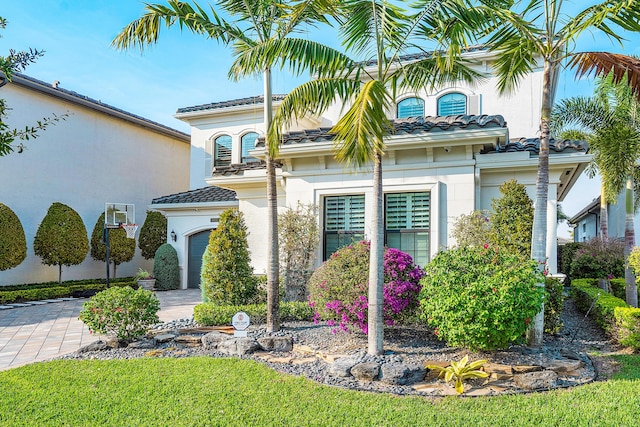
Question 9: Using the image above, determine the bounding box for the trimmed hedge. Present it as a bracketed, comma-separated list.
[571, 278, 640, 351]
[0, 278, 137, 304]
[610, 278, 627, 300]
[194, 301, 313, 326]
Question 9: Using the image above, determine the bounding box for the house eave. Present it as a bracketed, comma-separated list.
[150, 200, 238, 211]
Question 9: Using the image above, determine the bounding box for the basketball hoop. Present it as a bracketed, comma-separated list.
[121, 224, 138, 239]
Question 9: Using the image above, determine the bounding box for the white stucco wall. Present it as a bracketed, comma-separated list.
[0, 81, 189, 286]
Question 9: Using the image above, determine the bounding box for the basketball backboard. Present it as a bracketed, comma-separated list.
[104, 203, 135, 228]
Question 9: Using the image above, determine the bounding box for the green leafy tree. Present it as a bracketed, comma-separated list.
[200, 209, 255, 305]
[1, 16, 66, 156]
[483, 0, 640, 345]
[138, 211, 167, 260]
[553, 72, 640, 307]
[271, 0, 495, 354]
[0, 203, 26, 271]
[33, 202, 89, 283]
[489, 180, 533, 258]
[451, 210, 492, 248]
[153, 243, 180, 290]
[90, 213, 135, 278]
[113, 0, 344, 333]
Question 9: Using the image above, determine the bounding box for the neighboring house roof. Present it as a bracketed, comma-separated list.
[152, 186, 237, 204]
[569, 196, 601, 224]
[255, 114, 508, 148]
[11, 73, 190, 142]
[483, 137, 589, 155]
[176, 95, 288, 114]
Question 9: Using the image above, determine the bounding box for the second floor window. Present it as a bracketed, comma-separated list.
[437, 92, 467, 115]
[241, 132, 259, 163]
[214, 135, 232, 167]
[397, 97, 425, 118]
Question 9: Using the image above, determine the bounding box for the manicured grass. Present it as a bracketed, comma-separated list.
[0, 356, 639, 426]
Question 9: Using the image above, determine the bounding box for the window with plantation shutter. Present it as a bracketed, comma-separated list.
[323, 195, 365, 260]
[214, 135, 232, 167]
[385, 192, 430, 267]
[397, 97, 425, 118]
[437, 92, 467, 116]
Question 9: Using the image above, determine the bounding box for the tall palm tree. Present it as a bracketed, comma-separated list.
[270, 0, 495, 355]
[552, 73, 640, 307]
[484, 0, 640, 345]
[112, 0, 347, 332]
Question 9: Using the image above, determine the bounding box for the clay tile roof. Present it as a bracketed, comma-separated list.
[152, 186, 237, 204]
[176, 94, 287, 114]
[255, 114, 507, 148]
[211, 160, 283, 176]
[481, 138, 590, 154]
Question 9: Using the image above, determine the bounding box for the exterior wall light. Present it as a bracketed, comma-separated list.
[170, 230, 177, 242]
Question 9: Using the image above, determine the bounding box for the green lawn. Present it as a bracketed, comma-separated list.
[0, 355, 639, 426]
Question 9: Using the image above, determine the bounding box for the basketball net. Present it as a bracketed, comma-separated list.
[121, 224, 138, 239]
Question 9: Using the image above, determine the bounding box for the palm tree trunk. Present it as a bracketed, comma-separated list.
[527, 59, 553, 347]
[624, 177, 638, 307]
[58, 264, 62, 284]
[368, 152, 384, 355]
[264, 68, 280, 332]
[600, 185, 608, 239]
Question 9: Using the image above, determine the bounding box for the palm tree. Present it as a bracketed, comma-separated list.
[484, 0, 640, 345]
[552, 73, 640, 307]
[270, 0, 494, 354]
[112, 0, 348, 332]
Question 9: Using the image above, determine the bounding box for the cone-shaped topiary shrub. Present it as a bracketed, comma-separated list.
[153, 243, 180, 290]
[489, 179, 533, 258]
[0, 203, 27, 271]
[33, 202, 89, 283]
[138, 211, 167, 259]
[200, 209, 256, 305]
[90, 213, 135, 278]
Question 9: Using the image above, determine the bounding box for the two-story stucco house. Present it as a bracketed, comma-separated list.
[0, 74, 190, 285]
[151, 48, 591, 289]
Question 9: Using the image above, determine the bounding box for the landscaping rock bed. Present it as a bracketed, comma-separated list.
[59, 296, 621, 397]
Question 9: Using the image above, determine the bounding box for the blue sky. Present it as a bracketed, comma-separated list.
[2, 0, 640, 233]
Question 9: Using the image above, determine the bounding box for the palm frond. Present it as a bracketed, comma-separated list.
[229, 38, 356, 81]
[267, 77, 361, 158]
[568, 52, 640, 104]
[331, 80, 392, 168]
[562, 1, 640, 45]
[399, 55, 486, 93]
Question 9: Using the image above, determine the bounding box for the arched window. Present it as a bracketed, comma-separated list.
[437, 92, 467, 116]
[397, 97, 425, 118]
[241, 132, 259, 163]
[214, 135, 232, 167]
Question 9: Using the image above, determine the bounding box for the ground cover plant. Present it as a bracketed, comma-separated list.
[308, 241, 423, 333]
[419, 245, 544, 350]
[0, 356, 639, 426]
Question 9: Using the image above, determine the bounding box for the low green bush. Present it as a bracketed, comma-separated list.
[614, 307, 640, 349]
[193, 301, 312, 326]
[569, 238, 624, 281]
[418, 245, 544, 351]
[544, 277, 564, 334]
[153, 244, 180, 291]
[571, 278, 640, 351]
[79, 287, 160, 341]
[0, 279, 136, 304]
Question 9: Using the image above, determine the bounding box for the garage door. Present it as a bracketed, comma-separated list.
[187, 229, 213, 289]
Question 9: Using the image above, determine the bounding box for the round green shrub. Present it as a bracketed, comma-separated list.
[34, 202, 89, 282]
[90, 213, 135, 278]
[0, 203, 27, 271]
[78, 286, 160, 341]
[418, 245, 544, 351]
[153, 243, 180, 290]
[138, 211, 167, 260]
[307, 241, 424, 333]
[200, 209, 256, 305]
